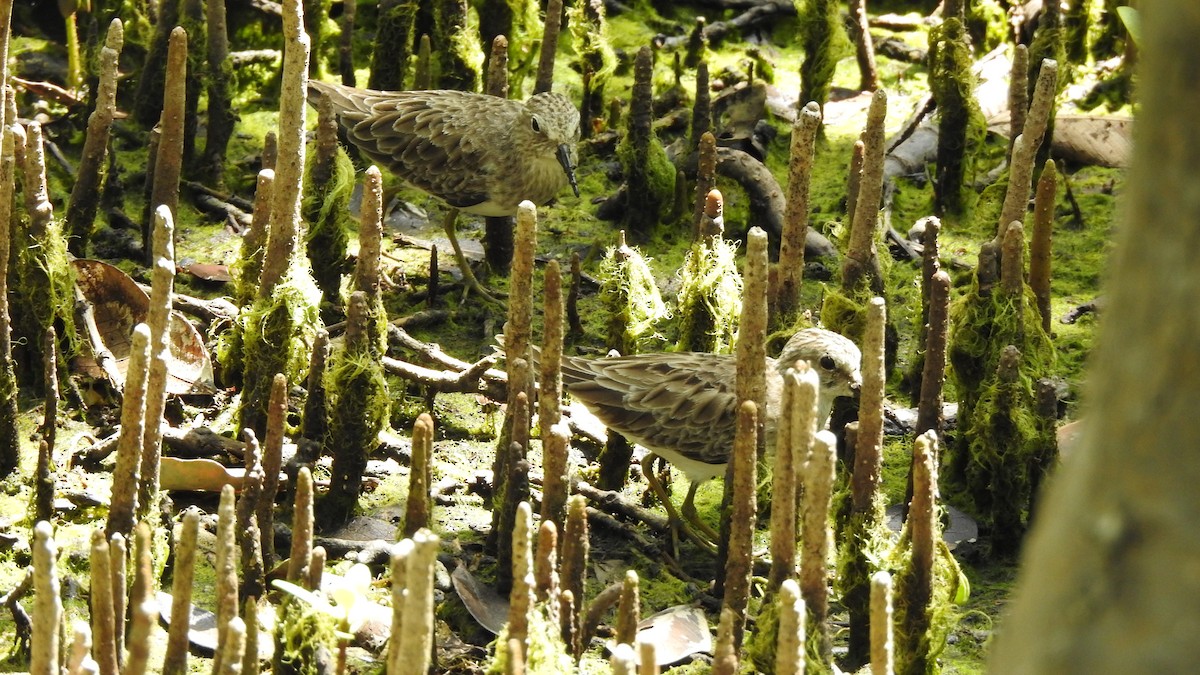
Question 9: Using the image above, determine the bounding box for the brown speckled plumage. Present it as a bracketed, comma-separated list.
[562, 328, 862, 481]
[307, 81, 581, 215]
[561, 328, 862, 548]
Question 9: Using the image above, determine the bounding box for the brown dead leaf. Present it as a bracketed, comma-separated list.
[71, 259, 216, 394]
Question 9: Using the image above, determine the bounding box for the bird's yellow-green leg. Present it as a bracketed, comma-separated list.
[442, 208, 503, 306]
[641, 453, 716, 554]
[681, 481, 721, 544]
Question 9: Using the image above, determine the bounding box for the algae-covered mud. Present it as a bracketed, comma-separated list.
[0, 0, 1144, 672]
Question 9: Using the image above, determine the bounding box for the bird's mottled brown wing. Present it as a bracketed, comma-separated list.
[561, 352, 740, 466]
[309, 83, 506, 209]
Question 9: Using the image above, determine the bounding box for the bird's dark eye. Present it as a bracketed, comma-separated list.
[531, 116, 542, 133]
[819, 355, 836, 370]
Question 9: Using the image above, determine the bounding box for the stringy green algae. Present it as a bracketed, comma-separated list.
[320, 345, 390, 527]
[946, 278, 1055, 553]
[235, 265, 323, 434]
[301, 144, 354, 313]
[504, 0, 545, 96]
[597, 241, 668, 354]
[891, 535, 969, 675]
[674, 236, 742, 354]
[485, 605, 574, 674]
[275, 596, 340, 675]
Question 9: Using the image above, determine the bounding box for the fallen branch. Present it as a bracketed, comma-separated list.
[382, 352, 502, 395]
[78, 424, 297, 466]
[1, 568, 32, 657]
[43, 137, 77, 178]
[656, 0, 795, 50]
[246, 0, 282, 17]
[392, 237, 601, 288]
[875, 35, 927, 64]
[271, 523, 394, 566]
[389, 325, 508, 392]
[11, 77, 85, 107]
[104, 206, 141, 232]
[230, 49, 282, 67]
[325, 309, 448, 337]
[134, 282, 239, 324]
[187, 183, 254, 229]
[869, 13, 929, 31]
[571, 478, 670, 534]
[883, 45, 1013, 184]
[886, 227, 922, 262]
[692, 146, 839, 259]
[1061, 297, 1104, 324]
[183, 180, 255, 211]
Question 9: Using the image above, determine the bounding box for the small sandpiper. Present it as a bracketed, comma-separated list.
[561, 328, 862, 550]
[307, 81, 581, 301]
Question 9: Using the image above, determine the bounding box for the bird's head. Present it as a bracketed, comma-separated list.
[522, 93, 581, 197]
[776, 328, 863, 404]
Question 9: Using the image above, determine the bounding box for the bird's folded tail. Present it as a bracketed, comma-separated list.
[492, 334, 543, 365]
[306, 79, 375, 117]
[494, 334, 622, 366]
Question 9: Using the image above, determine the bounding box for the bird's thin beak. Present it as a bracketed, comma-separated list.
[849, 380, 862, 399]
[557, 143, 580, 198]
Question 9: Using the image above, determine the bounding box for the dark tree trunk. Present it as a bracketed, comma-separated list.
[990, 2, 1200, 670]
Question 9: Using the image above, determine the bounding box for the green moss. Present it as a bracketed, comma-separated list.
[567, 1, 617, 84]
[485, 604, 574, 674]
[881, 436, 913, 505]
[928, 18, 986, 219]
[597, 242, 668, 355]
[504, 0, 544, 97]
[321, 339, 390, 528]
[429, 391, 501, 440]
[884, 257, 926, 389]
[620, 45, 676, 236]
[0, 5, 1129, 674]
[1026, 7, 1067, 165]
[237, 267, 323, 435]
[890, 535, 968, 675]
[568, 0, 618, 135]
[618, 134, 676, 228]
[303, 0, 337, 78]
[960, 357, 1054, 553]
[1090, 0, 1127, 60]
[0, 360, 17, 472]
[1045, 321, 1094, 410]
[275, 596, 341, 675]
[1062, 0, 1092, 63]
[887, 489, 972, 675]
[452, 5, 486, 86]
[1043, 168, 1121, 350]
[835, 497, 897, 668]
[231, 226, 266, 313]
[15, 209, 78, 386]
[674, 237, 742, 354]
[745, 597, 781, 673]
[1028, 15, 1067, 98]
[367, 0, 418, 90]
[435, 1, 484, 91]
[945, 281, 1056, 551]
[302, 145, 355, 314]
[947, 283, 1055, 420]
[966, 0, 1010, 53]
[820, 289, 867, 345]
[797, 0, 853, 110]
